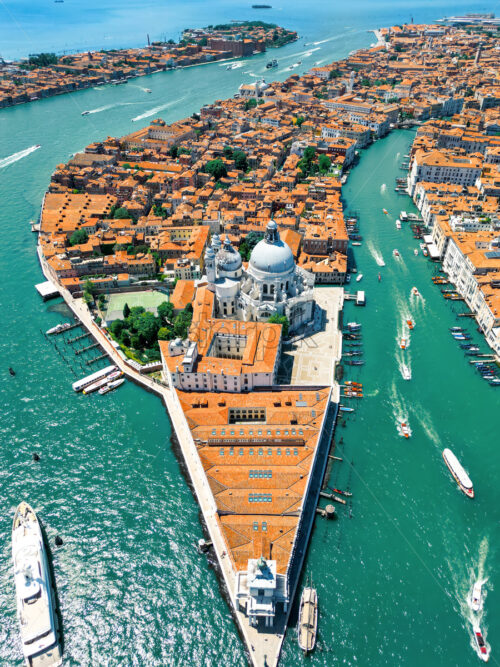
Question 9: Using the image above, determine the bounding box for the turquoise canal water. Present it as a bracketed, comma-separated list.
[0, 2, 499, 665]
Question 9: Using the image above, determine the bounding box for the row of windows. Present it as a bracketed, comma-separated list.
[249, 494, 272, 503]
[253, 521, 267, 531]
[219, 448, 299, 457]
[212, 428, 304, 437]
[249, 470, 272, 478]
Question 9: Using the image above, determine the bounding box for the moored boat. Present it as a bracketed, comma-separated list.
[442, 448, 474, 498]
[98, 377, 125, 395]
[83, 370, 122, 394]
[12, 502, 62, 667]
[346, 322, 361, 330]
[356, 274, 363, 282]
[297, 586, 317, 654]
[473, 625, 490, 662]
[396, 219, 401, 229]
[46, 322, 71, 335]
[339, 406, 354, 413]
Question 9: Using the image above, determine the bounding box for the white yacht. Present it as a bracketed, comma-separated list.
[12, 502, 62, 666]
[401, 364, 411, 380]
[356, 274, 363, 282]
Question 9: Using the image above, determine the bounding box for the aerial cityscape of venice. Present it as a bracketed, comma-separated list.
[0, 0, 498, 665]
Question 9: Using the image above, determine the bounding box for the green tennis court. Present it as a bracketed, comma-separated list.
[104, 290, 168, 322]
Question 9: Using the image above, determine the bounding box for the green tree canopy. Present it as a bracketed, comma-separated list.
[123, 302, 130, 318]
[318, 154, 331, 173]
[268, 314, 289, 337]
[113, 207, 130, 219]
[69, 229, 89, 246]
[157, 301, 174, 324]
[205, 159, 227, 181]
[233, 150, 248, 172]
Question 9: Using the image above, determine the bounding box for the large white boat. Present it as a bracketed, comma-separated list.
[442, 448, 474, 498]
[12, 502, 62, 667]
[83, 370, 122, 395]
[401, 364, 411, 380]
[98, 377, 125, 395]
[46, 323, 70, 335]
[470, 580, 483, 612]
[297, 586, 317, 653]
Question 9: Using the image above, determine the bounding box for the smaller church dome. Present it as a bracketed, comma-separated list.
[211, 233, 222, 250]
[216, 236, 242, 273]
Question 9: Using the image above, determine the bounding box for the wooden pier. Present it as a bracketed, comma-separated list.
[75, 342, 100, 355]
[86, 353, 108, 366]
[67, 331, 90, 344]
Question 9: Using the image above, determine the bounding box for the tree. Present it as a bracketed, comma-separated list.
[238, 231, 261, 261]
[84, 279, 95, 296]
[157, 301, 174, 324]
[136, 311, 160, 346]
[268, 314, 289, 337]
[123, 302, 131, 318]
[205, 159, 227, 181]
[244, 98, 257, 111]
[329, 69, 340, 79]
[233, 150, 248, 172]
[173, 304, 193, 339]
[113, 207, 130, 219]
[69, 229, 89, 246]
[223, 145, 233, 159]
[110, 319, 124, 337]
[295, 115, 305, 127]
[169, 145, 178, 158]
[158, 327, 173, 340]
[318, 154, 331, 173]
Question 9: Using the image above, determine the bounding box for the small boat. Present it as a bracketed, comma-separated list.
[473, 625, 489, 662]
[401, 364, 411, 380]
[12, 502, 62, 667]
[442, 448, 474, 498]
[406, 319, 415, 330]
[9, 367, 16, 376]
[396, 219, 401, 229]
[393, 249, 400, 258]
[98, 378, 125, 395]
[399, 337, 408, 350]
[356, 274, 363, 282]
[398, 420, 411, 438]
[411, 287, 421, 297]
[347, 322, 361, 329]
[378, 273, 381, 282]
[382, 208, 389, 215]
[352, 241, 362, 246]
[144, 88, 152, 93]
[414, 248, 419, 256]
[332, 487, 352, 497]
[470, 581, 483, 612]
[490, 379, 500, 386]
[46, 322, 71, 335]
[297, 585, 317, 654]
[266, 59, 278, 68]
[339, 406, 354, 413]
[345, 381, 362, 386]
[81, 111, 90, 116]
[450, 327, 463, 332]
[83, 370, 122, 395]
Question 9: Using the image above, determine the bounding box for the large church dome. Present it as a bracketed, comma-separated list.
[249, 221, 294, 276]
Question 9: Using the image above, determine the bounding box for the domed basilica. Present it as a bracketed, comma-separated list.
[204, 221, 315, 333]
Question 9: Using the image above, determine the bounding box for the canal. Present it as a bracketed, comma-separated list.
[279, 129, 499, 666]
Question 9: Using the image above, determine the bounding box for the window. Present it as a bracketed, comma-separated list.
[249, 471, 254, 478]
[262, 522, 267, 532]
[258, 471, 263, 478]
[277, 448, 281, 456]
[267, 448, 272, 456]
[229, 448, 234, 456]
[219, 448, 224, 456]
[249, 448, 254, 456]
[293, 448, 298, 456]
[258, 448, 263, 456]
[286, 448, 291, 456]
[239, 448, 244, 456]
[253, 522, 258, 531]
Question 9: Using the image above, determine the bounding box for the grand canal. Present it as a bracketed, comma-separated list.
[0, 1, 498, 664]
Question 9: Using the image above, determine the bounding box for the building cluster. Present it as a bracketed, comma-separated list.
[0, 22, 296, 109]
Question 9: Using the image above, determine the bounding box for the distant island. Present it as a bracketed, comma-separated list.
[0, 21, 297, 109]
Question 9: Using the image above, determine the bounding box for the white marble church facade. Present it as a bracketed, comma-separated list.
[204, 221, 315, 333]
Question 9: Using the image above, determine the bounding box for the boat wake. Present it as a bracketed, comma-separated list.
[410, 288, 426, 311]
[312, 29, 360, 45]
[366, 240, 385, 266]
[132, 96, 186, 122]
[410, 405, 440, 447]
[280, 46, 321, 61]
[85, 102, 136, 115]
[396, 349, 412, 380]
[394, 151, 401, 163]
[380, 183, 387, 195]
[389, 380, 411, 436]
[0, 144, 40, 170]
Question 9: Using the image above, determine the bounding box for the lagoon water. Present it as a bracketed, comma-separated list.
[0, 1, 498, 665]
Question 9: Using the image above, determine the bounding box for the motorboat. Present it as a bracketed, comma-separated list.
[81, 111, 90, 116]
[442, 448, 474, 498]
[393, 249, 400, 258]
[382, 208, 389, 215]
[396, 219, 401, 229]
[473, 625, 489, 662]
[356, 274, 363, 282]
[406, 319, 415, 330]
[398, 420, 411, 438]
[266, 59, 278, 68]
[297, 585, 317, 653]
[414, 248, 419, 256]
[450, 327, 463, 332]
[399, 337, 409, 350]
[401, 364, 411, 380]
[12, 502, 62, 667]
[346, 274, 351, 283]
[339, 406, 354, 413]
[378, 273, 381, 282]
[46, 322, 71, 335]
[144, 88, 152, 93]
[83, 370, 122, 394]
[352, 241, 362, 246]
[470, 581, 483, 612]
[98, 378, 125, 395]
[346, 322, 361, 330]
[411, 287, 421, 297]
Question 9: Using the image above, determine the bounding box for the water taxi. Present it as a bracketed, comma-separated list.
[398, 420, 411, 438]
[411, 287, 421, 298]
[414, 248, 419, 256]
[352, 241, 362, 246]
[266, 59, 278, 68]
[12, 502, 62, 667]
[297, 586, 317, 654]
[144, 88, 152, 93]
[356, 274, 363, 282]
[473, 626, 490, 662]
[346, 322, 361, 330]
[81, 110, 90, 116]
[393, 249, 400, 258]
[442, 448, 474, 498]
[406, 319, 415, 330]
[46, 322, 71, 335]
[401, 364, 411, 380]
[470, 580, 483, 612]
[98, 377, 125, 395]
[399, 336, 409, 350]
[396, 219, 401, 229]
[83, 370, 122, 394]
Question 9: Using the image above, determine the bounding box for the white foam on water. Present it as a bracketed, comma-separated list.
[396, 349, 412, 380]
[132, 97, 186, 122]
[0, 145, 40, 170]
[279, 46, 321, 61]
[389, 379, 410, 434]
[380, 183, 387, 195]
[366, 240, 385, 267]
